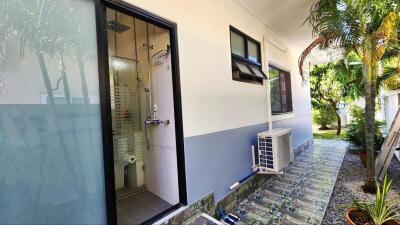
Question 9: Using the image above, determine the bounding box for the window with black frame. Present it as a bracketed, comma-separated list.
[269, 65, 293, 114]
[230, 26, 267, 84]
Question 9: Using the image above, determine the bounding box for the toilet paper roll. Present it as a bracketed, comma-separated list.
[123, 155, 136, 166]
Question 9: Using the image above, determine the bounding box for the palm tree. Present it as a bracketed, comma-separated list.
[300, 0, 399, 190]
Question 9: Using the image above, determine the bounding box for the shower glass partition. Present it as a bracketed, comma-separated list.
[110, 56, 146, 198]
[107, 9, 146, 199]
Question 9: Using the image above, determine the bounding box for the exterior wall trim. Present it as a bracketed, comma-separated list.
[272, 112, 296, 122]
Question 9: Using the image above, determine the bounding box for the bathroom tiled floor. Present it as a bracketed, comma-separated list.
[226, 139, 347, 225]
[117, 190, 172, 224]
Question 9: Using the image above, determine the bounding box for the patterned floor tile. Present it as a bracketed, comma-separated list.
[227, 139, 347, 225]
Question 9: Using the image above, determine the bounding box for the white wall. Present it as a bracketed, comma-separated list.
[384, 91, 400, 129]
[146, 26, 180, 205]
[122, 0, 312, 139]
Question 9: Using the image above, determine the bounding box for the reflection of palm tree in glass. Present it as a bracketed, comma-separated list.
[0, 0, 93, 104]
[0, 22, 7, 95]
[0, 0, 60, 103]
[55, 3, 94, 104]
[70, 18, 92, 105]
[0, 0, 96, 199]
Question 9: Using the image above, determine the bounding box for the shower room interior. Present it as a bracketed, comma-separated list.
[106, 8, 179, 224]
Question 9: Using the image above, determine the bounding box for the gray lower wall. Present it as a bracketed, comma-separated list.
[184, 115, 313, 204]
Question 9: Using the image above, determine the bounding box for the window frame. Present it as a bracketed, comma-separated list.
[268, 65, 293, 115]
[229, 26, 266, 84]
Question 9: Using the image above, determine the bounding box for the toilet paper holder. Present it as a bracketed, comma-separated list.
[123, 155, 137, 166]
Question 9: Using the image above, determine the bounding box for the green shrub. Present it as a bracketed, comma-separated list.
[345, 105, 385, 152]
[312, 106, 336, 130]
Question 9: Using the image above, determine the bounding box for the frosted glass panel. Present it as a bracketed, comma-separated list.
[0, 0, 107, 224]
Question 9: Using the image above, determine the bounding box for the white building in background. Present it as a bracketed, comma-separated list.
[379, 89, 400, 131]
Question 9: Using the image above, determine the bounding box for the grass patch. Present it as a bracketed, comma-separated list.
[313, 128, 346, 140]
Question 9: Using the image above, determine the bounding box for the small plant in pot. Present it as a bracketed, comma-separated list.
[345, 176, 400, 225]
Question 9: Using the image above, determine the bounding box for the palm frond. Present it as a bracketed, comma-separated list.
[380, 56, 400, 89]
[383, 42, 400, 59]
[299, 36, 329, 78]
[374, 12, 399, 60]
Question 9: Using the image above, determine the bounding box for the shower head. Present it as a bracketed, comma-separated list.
[107, 20, 130, 33]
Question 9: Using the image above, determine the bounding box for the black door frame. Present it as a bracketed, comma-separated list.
[94, 1, 187, 224]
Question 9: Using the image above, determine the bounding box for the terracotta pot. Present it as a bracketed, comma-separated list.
[345, 208, 364, 225]
[386, 220, 400, 225]
[345, 208, 400, 225]
[359, 152, 367, 168]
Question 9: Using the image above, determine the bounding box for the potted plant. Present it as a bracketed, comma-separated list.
[345, 176, 400, 225]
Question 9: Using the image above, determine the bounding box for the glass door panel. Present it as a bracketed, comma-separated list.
[0, 0, 107, 224]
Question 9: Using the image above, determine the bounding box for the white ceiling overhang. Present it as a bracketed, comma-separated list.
[234, 0, 343, 66]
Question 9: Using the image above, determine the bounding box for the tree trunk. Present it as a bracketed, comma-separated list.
[335, 110, 341, 135]
[363, 57, 378, 184]
[77, 55, 89, 104]
[36, 51, 85, 198]
[36, 51, 55, 104]
[59, 56, 71, 104]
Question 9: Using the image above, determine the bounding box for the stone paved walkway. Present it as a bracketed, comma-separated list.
[227, 139, 348, 225]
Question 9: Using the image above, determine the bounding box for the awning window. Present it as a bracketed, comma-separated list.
[233, 60, 267, 80]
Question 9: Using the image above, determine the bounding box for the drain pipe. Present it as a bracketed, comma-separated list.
[229, 170, 259, 190]
[266, 75, 273, 132]
[264, 36, 273, 132]
[229, 146, 259, 190]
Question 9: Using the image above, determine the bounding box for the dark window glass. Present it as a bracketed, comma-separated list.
[230, 31, 245, 57]
[247, 40, 259, 63]
[235, 61, 253, 75]
[230, 27, 265, 84]
[249, 65, 266, 79]
[269, 65, 293, 114]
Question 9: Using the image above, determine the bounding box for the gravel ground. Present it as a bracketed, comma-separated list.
[322, 150, 400, 224]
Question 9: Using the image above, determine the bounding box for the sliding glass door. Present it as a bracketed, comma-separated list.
[0, 0, 107, 224]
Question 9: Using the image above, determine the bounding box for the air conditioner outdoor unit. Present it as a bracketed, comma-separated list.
[256, 128, 294, 174]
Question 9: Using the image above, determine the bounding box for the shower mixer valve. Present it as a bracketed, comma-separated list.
[145, 105, 170, 125]
[145, 119, 170, 126]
